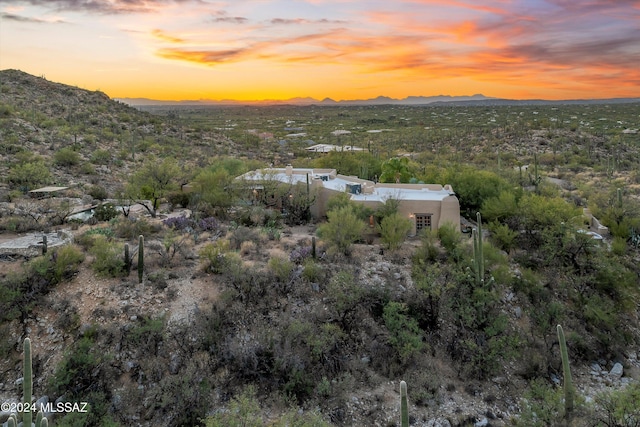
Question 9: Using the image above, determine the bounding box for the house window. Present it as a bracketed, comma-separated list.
[415, 214, 432, 232]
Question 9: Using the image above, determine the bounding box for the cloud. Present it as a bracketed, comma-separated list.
[0, 0, 194, 14]
[212, 16, 248, 24]
[157, 48, 246, 64]
[155, 29, 346, 66]
[0, 11, 66, 23]
[151, 29, 185, 43]
[270, 18, 347, 25]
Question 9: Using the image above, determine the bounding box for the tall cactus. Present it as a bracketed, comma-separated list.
[473, 212, 484, 286]
[557, 324, 574, 425]
[617, 188, 623, 209]
[42, 235, 47, 256]
[23, 337, 33, 427]
[124, 242, 131, 273]
[400, 380, 409, 427]
[138, 235, 144, 284]
[311, 236, 317, 259]
[7, 414, 17, 427]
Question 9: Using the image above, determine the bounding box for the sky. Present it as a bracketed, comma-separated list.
[1, 0, 639, 101]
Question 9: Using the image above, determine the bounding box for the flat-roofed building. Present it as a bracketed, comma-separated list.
[237, 166, 460, 235]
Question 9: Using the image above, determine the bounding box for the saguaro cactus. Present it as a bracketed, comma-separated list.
[124, 242, 131, 273]
[311, 237, 317, 259]
[7, 414, 17, 427]
[23, 338, 33, 427]
[557, 324, 575, 425]
[42, 235, 47, 255]
[400, 380, 409, 427]
[473, 212, 484, 286]
[138, 235, 144, 284]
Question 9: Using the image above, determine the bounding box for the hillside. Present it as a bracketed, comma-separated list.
[1, 70, 640, 427]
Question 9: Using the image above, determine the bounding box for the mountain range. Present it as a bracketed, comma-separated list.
[117, 94, 640, 107]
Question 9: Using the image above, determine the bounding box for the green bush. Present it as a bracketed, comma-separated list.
[51, 245, 85, 282]
[89, 235, 126, 277]
[90, 149, 111, 165]
[611, 236, 627, 255]
[199, 239, 231, 273]
[317, 205, 366, 255]
[591, 381, 640, 426]
[383, 301, 424, 362]
[488, 221, 519, 253]
[54, 147, 81, 166]
[379, 212, 412, 250]
[8, 160, 51, 190]
[302, 259, 325, 283]
[437, 221, 462, 255]
[205, 386, 263, 427]
[229, 226, 260, 250]
[94, 203, 118, 222]
[514, 378, 564, 427]
[113, 217, 158, 239]
[268, 256, 294, 282]
[88, 185, 109, 200]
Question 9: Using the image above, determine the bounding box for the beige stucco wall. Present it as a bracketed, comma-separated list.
[310, 185, 460, 235]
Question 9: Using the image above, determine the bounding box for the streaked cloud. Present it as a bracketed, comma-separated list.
[1, 11, 44, 22]
[0, 0, 193, 14]
[151, 29, 185, 43]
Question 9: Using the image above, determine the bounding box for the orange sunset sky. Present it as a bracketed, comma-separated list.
[1, 0, 639, 101]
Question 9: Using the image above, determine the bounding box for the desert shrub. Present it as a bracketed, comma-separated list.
[325, 192, 373, 221]
[317, 205, 366, 255]
[198, 216, 220, 232]
[94, 203, 118, 222]
[49, 328, 117, 426]
[261, 224, 281, 241]
[199, 239, 231, 273]
[89, 235, 126, 277]
[440, 263, 519, 379]
[205, 386, 263, 427]
[54, 147, 81, 166]
[488, 221, 519, 253]
[437, 221, 462, 255]
[413, 228, 441, 263]
[383, 301, 424, 363]
[122, 315, 165, 354]
[610, 236, 627, 256]
[514, 378, 564, 427]
[229, 226, 260, 250]
[447, 167, 512, 216]
[290, 246, 312, 264]
[0, 245, 84, 322]
[90, 149, 111, 165]
[88, 185, 109, 200]
[379, 212, 412, 250]
[240, 240, 256, 255]
[51, 245, 85, 282]
[80, 162, 96, 175]
[0, 215, 37, 232]
[8, 160, 51, 190]
[166, 190, 190, 208]
[113, 217, 158, 239]
[268, 256, 294, 282]
[163, 215, 194, 231]
[590, 381, 640, 427]
[272, 409, 331, 427]
[302, 259, 325, 284]
[407, 363, 442, 405]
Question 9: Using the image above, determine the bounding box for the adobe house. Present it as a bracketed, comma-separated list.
[237, 166, 460, 235]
